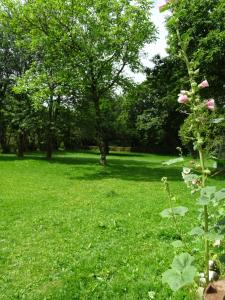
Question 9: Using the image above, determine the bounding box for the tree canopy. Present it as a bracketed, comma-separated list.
[0, 0, 224, 160]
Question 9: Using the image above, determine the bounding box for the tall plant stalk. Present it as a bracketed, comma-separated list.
[175, 24, 210, 284]
[162, 177, 182, 237]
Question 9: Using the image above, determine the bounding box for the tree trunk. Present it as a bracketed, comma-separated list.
[17, 132, 24, 158]
[0, 123, 10, 153]
[99, 139, 108, 166]
[92, 92, 108, 165]
[46, 134, 52, 160]
[46, 95, 54, 160]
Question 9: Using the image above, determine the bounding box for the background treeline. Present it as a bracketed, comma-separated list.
[0, 0, 224, 164]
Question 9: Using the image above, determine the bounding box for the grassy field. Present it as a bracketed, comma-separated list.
[0, 151, 224, 300]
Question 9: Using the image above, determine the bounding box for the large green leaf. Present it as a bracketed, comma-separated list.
[201, 186, 216, 198]
[197, 196, 210, 206]
[160, 206, 188, 218]
[214, 189, 225, 201]
[211, 118, 224, 124]
[205, 232, 224, 241]
[162, 253, 196, 291]
[188, 227, 204, 236]
[171, 240, 183, 248]
[162, 265, 196, 291]
[172, 253, 194, 272]
[181, 266, 197, 285]
[162, 157, 184, 166]
[162, 269, 182, 291]
[197, 186, 216, 205]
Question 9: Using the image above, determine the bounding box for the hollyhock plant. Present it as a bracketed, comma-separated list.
[206, 99, 215, 110]
[198, 80, 209, 89]
[159, 1, 225, 297]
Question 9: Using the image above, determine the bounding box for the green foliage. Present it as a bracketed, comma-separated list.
[179, 113, 225, 157]
[160, 206, 188, 218]
[196, 186, 216, 206]
[162, 157, 184, 165]
[214, 189, 225, 202]
[166, 0, 225, 108]
[171, 240, 183, 248]
[119, 55, 187, 152]
[188, 227, 204, 237]
[162, 253, 196, 292]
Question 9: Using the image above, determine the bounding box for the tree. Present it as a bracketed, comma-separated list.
[0, 1, 30, 153]
[166, 0, 225, 108]
[118, 55, 187, 153]
[165, 0, 225, 158]
[12, 0, 156, 164]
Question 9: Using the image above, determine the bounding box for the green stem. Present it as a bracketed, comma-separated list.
[164, 180, 183, 239]
[199, 147, 209, 284]
[176, 28, 193, 84]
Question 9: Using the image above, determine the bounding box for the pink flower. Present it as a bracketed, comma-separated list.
[198, 80, 209, 89]
[178, 92, 189, 104]
[159, 1, 169, 12]
[206, 99, 215, 110]
[159, 3, 167, 12]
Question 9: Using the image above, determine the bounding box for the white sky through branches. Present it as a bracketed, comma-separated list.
[129, 0, 168, 83]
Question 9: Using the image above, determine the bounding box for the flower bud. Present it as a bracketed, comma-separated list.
[204, 169, 211, 175]
[198, 80, 209, 89]
[195, 164, 201, 169]
[178, 94, 189, 104]
[206, 99, 215, 110]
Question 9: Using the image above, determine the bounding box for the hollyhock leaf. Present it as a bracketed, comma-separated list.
[211, 118, 224, 124]
[201, 186, 216, 198]
[214, 189, 225, 201]
[205, 232, 224, 242]
[162, 266, 196, 291]
[188, 227, 204, 236]
[160, 206, 188, 218]
[197, 196, 210, 206]
[162, 269, 182, 291]
[162, 253, 196, 291]
[181, 266, 197, 285]
[197, 186, 216, 206]
[172, 253, 195, 272]
[171, 240, 183, 248]
[162, 157, 184, 165]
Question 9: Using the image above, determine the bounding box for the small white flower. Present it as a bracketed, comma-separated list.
[148, 291, 155, 299]
[182, 167, 191, 175]
[213, 240, 221, 247]
[200, 277, 206, 285]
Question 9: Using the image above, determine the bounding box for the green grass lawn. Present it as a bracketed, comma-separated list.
[0, 151, 224, 300]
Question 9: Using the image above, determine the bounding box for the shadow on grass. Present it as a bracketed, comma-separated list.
[51, 155, 182, 182]
[73, 164, 182, 182]
[0, 152, 223, 182]
[0, 152, 182, 182]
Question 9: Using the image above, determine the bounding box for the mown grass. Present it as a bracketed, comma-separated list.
[0, 151, 224, 300]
